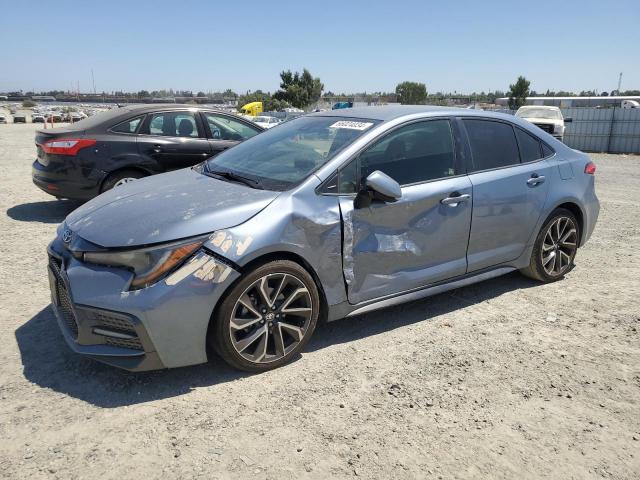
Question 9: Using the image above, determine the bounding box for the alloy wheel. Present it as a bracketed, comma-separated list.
[541, 216, 577, 276]
[113, 177, 137, 187]
[229, 273, 313, 364]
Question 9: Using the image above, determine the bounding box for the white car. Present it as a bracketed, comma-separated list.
[251, 115, 282, 129]
[0, 114, 7, 124]
[515, 106, 571, 142]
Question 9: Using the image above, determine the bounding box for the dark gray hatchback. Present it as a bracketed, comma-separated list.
[32, 105, 263, 200]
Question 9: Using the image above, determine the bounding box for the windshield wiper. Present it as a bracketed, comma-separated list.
[204, 168, 263, 189]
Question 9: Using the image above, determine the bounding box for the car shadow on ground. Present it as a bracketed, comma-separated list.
[15, 272, 539, 408]
[6, 199, 82, 223]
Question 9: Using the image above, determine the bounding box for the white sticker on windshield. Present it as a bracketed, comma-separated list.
[330, 120, 374, 131]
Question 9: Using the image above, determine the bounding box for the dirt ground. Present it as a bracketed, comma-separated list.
[0, 123, 638, 480]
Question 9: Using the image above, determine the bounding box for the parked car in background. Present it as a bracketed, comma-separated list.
[47, 106, 599, 372]
[621, 100, 640, 109]
[0, 114, 7, 124]
[13, 113, 27, 123]
[251, 115, 282, 129]
[32, 113, 46, 123]
[515, 106, 571, 142]
[33, 105, 264, 200]
[47, 113, 63, 123]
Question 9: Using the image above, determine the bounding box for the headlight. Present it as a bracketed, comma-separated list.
[554, 123, 564, 134]
[83, 236, 207, 289]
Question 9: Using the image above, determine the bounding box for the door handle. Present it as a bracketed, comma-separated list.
[441, 193, 471, 207]
[527, 174, 545, 186]
[152, 145, 162, 153]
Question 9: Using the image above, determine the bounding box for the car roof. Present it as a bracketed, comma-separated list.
[309, 105, 515, 122]
[115, 103, 232, 115]
[517, 105, 560, 110]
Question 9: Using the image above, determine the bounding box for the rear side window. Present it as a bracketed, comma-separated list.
[147, 112, 200, 138]
[111, 115, 143, 134]
[359, 119, 456, 186]
[515, 128, 542, 162]
[464, 119, 520, 171]
[542, 143, 555, 157]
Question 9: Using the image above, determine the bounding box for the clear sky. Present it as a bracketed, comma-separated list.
[0, 0, 638, 95]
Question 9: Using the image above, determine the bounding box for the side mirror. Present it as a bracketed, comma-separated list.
[564, 117, 573, 123]
[355, 170, 401, 208]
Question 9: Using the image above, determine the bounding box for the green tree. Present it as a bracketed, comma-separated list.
[237, 90, 290, 112]
[507, 76, 530, 109]
[274, 68, 324, 109]
[395, 81, 427, 105]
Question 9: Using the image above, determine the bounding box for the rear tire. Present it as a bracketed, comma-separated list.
[101, 169, 146, 193]
[210, 260, 320, 372]
[520, 208, 580, 282]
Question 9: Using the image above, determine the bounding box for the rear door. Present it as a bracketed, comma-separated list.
[200, 111, 262, 156]
[137, 110, 212, 171]
[461, 118, 552, 272]
[338, 118, 473, 304]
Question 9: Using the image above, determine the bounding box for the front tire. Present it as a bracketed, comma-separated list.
[210, 260, 320, 372]
[520, 208, 580, 282]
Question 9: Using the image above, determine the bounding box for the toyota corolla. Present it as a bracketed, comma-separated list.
[47, 106, 599, 372]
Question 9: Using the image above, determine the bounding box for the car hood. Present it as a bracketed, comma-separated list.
[65, 168, 280, 248]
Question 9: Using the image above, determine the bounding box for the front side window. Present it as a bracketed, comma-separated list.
[515, 127, 543, 163]
[359, 119, 456, 186]
[111, 115, 143, 134]
[147, 111, 200, 138]
[463, 119, 520, 171]
[205, 116, 379, 191]
[204, 113, 260, 141]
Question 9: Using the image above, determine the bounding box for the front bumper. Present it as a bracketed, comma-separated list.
[47, 238, 239, 371]
[32, 159, 106, 200]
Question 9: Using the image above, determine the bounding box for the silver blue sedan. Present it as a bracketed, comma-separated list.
[47, 106, 600, 372]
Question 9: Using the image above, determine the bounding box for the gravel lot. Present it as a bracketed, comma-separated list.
[0, 123, 639, 479]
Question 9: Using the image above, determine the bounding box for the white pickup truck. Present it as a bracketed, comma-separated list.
[515, 106, 572, 142]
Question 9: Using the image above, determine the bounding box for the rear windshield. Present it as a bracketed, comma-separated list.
[66, 107, 138, 129]
[205, 116, 379, 190]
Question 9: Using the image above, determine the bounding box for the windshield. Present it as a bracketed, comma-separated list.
[516, 108, 562, 120]
[205, 116, 379, 190]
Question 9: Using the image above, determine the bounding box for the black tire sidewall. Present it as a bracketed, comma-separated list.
[211, 260, 320, 372]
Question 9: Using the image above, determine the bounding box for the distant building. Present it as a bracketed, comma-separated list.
[31, 95, 56, 102]
[496, 96, 640, 108]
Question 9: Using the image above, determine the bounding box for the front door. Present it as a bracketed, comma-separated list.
[339, 119, 473, 304]
[137, 110, 212, 171]
[200, 111, 262, 157]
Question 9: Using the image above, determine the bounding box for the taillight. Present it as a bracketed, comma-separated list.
[584, 162, 596, 175]
[40, 138, 96, 156]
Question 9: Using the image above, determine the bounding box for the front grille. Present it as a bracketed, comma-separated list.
[534, 123, 554, 134]
[105, 337, 143, 350]
[49, 255, 79, 339]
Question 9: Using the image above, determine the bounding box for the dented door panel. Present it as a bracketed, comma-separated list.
[339, 176, 473, 305]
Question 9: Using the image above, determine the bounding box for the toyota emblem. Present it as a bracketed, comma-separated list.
[62, 229, 73, 243]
